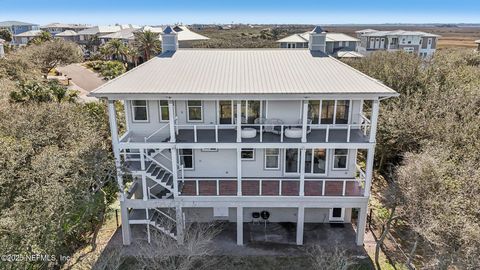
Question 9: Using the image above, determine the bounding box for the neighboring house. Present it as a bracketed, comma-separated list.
[90, 26, 399, 247]
[357, 29, 440, 57]
[99, 25, 209, 48]
[12, 29, 42, 45]
[54, 30, 79, 42]
[476, 40, 480, 51]
[77, 25, 135, 49]
[0, 39, 5, 58]
[40, 22, 89, 35]
[354, 29, 377, 39]
[277, 27, 362, 58]
[0, 20, 39, 35]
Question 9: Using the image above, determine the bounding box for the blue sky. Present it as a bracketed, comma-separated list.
[1, 0, 479, 25]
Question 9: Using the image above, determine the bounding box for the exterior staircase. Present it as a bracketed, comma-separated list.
[149, 208, 178, 240]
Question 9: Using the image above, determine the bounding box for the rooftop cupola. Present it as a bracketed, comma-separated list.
[161, 25, 178, 52]
[308, 26, 327, 53]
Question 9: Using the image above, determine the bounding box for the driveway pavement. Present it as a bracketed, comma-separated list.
[57, 63, 105, 92]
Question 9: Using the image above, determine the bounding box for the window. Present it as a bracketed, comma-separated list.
[179, 149, 194, 169]
[339, 41, 343, 47]
[321, 100, 335, 124]
[419, 39, 423, 45]
[241, 148, 255, 160]
[240, 100, 261, 124]
[132, 100, 148, 122]
[219, 100, 233, 124]
[345, 41, 349, 47]
[187, 100, 202, 122]
[329, 208, 344, 221]
[428, 38, 432, 45]
[264, 148, 280, 169]
[158, 100, 169, 122]
[335, 100, 350, 124]
[369, 38, 374, 49]
[304, 148, 326, 174]
[308, 100, 320, 124]
[285, 149, 299, 173]
[333, 149, 348, 169]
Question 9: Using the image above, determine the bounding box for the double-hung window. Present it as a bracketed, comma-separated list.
[187, 100, 202, 122]
[333, 149, 348, 169]
[158, 100, 169, 122]
[264, 148, 280, 169]
[132, 100, 148, 122]
[179, 149, 194, 169]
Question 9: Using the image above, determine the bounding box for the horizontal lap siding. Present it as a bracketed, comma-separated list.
[219, 180, 237, 196]
[262, 180, 279, 196]
[305, 181, 323, 196]
[281, 181, 299, 196]
[325, 181, 343, 196]
[199, 180, 217, 196]
[242, 181, 260, 196]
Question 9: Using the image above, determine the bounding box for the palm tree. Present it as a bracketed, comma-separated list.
[133, 30, 161, 61]
[124, 45, 140, 67]
[28, 31, 52, 45]
[103, 39, 127, 61]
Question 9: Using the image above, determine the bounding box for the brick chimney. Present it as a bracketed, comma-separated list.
[161, 26, 178, 52]
[308, 26, 327, 53]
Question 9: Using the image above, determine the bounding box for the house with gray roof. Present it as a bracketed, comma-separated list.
[40, 22, 90, 35]
[90, 26, 398, 247]
[12, 29, 42, 45]
[0, 20, 39, 35]
[277, 27, 362, 58]
[357, 29, 440, 57]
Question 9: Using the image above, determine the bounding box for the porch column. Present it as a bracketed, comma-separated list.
[356, 204, 368, 246]
[237, 206, 243, 245]
[299, 148, 306, 196]
[168, 100, 176, 142]
[120, 199, 131, 245]
[296, 206, 305, 245]
[175, 204, 184, 244]
[369, 99, 380, 143]
[364, 145, 375, 197]
[236, 148, 242, 196]
[302, 100, 309, 142]
[107, 100, 125, 195]
[142, 174, 147, 200]
[171, 147, 179, 197]
[236, 100, 242, 142]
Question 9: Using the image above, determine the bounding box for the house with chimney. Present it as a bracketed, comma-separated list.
[90, 26, 398, 247]
[356, 29, 440, 57]
[277, 27, 362, 58]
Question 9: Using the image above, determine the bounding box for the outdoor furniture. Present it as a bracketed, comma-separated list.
[284, 127, 303, 138]
[241, 127, 257, 138]
[264, 118, 284, 134]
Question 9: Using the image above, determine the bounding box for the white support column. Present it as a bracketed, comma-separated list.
[364, 145, 375, 197]
[175, 204, 184, 244]
[120, 200, 131, 245]
[356, 204, 368, 246]
[369, 99, 380, 143]
[140, 148, 145, 170]
[168, 100, 176, 142]
[236, 100, 242, 142]
[236, 148, 242, 196]
[107, 100, 125, 195]
[302, 100, 309, 143]
[171, 147, 179, 197]
[299, 148, 306, 196]
[142, 174, 147, 200]
[237, 206, 243, 245]
[296, 206, 305, 245]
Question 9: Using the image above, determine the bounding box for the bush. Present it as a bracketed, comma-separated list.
[85, 60, 126, 80]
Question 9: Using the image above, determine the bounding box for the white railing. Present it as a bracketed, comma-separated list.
[152, 208, 176, 223]
[307, 124, 370, 143]
[175, 124, 236, 143]
[120, 149, 141, 162]
[144, 124, 170, 142]
[177, 177, 365, 197]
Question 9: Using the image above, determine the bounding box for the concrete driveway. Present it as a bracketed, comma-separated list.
[57, 63, 105, 92]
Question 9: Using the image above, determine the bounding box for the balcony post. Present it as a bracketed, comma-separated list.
[369, 100, 380, 143]
[364, 145, 375, 197]
[236, 148, 242, 196]
[299, 148, 306, 196]
[168, 100, 176, 143]
[356, 203, 368, 246]
[107, 100, 125, 195]
[171, 147, 179, 197]
[302, 100, 308, 142]
[296, 206, 305, 245]
[236, 100, 242, 142]
[237, 206, 243, 245]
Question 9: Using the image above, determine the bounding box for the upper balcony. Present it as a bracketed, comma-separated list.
[118, 99, 378, 146]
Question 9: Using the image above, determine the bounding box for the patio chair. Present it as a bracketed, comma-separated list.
[264, 118, 284, 134]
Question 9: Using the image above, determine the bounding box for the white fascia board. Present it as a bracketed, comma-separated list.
[92, 93, 397, 101]
[123, 197, 369, 209]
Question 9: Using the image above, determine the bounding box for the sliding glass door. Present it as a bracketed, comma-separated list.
[219, 100, 233, 124]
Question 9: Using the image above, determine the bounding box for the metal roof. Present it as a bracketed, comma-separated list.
[362, 30, 440, 37]
[277, 32, 359, 43]
[91, 48, 397, 98]
[41, 23, 89, 29]
[0, 21, 38, 27]
[14, 30, 42, 37]
[55, 30, 78, 36]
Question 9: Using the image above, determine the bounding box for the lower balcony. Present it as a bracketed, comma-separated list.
[179, 178, 365, 197]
